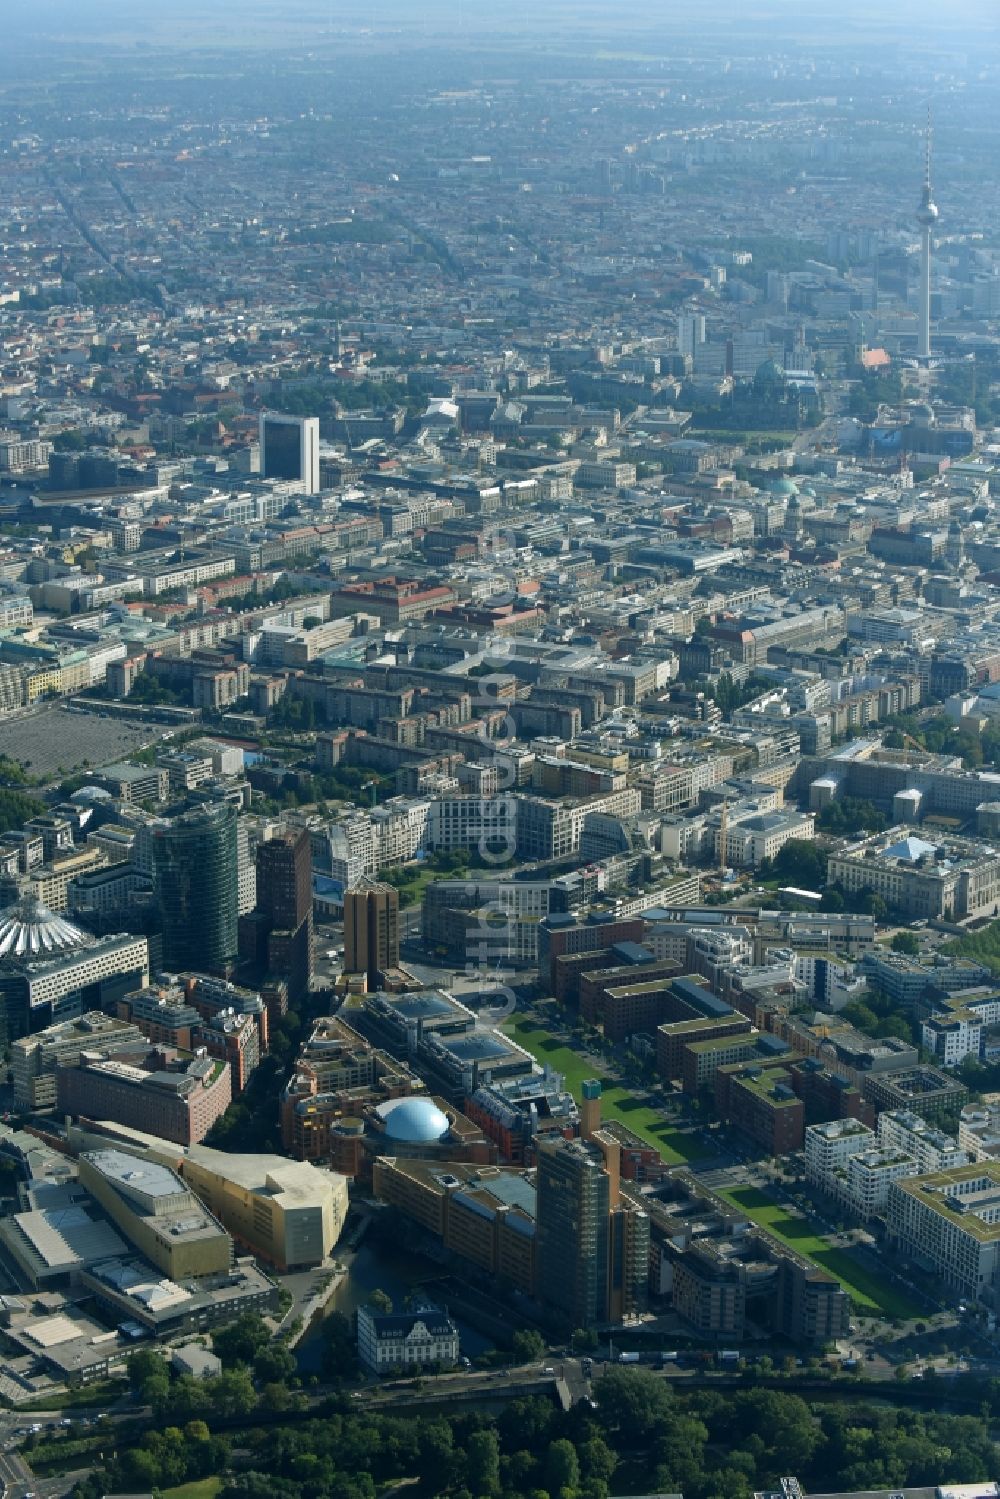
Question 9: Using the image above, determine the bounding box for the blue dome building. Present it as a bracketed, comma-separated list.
[377, 1096, 451, 1144]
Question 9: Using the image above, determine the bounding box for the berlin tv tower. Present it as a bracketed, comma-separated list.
[915, 108, 938, 360]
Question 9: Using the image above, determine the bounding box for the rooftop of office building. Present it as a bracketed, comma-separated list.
[836, 825, 1000, 871]
[892, 1162, 1000, 1242]
[82, 1149, 186, 1201]
[185, 1143, 346, 1210]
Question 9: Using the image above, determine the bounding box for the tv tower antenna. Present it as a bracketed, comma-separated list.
[915, 105, 938, 361]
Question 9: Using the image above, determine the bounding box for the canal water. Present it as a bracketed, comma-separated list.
[296, 1238, 495, 1373]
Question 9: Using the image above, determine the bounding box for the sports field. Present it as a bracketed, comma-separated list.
[720, 1186, 924, 1318]
[503, 1016, 710, 1166]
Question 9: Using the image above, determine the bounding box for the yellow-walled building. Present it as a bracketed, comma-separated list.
[180, 1144, 348, 1270]
[78, 1148, 232, 1280]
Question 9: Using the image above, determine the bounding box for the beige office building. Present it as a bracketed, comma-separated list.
[11, 1011, 146, 1109]
[344, 878, 400, 984]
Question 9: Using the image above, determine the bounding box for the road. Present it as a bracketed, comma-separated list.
[0, 1445, 35, 1499]
[791, 413, 840, 455]
[400, 906, 422, 941]
[350, 1354, 996, 1415]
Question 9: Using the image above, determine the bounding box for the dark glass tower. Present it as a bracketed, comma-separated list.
[152, 803, 238, 977]
[238, 828, 313, 1005]
[256, 828, 311, 931]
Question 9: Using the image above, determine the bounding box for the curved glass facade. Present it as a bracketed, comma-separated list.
[152, 803, 238, 976]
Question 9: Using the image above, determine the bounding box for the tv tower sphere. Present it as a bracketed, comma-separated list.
[916, 190, 939, 227]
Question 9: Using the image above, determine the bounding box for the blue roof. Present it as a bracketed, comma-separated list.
[758, 1034, 790, 1055]
[392, 994, 454, 1019]
[672, 976, 732, 1018]
[484, 1174, 537, 1216]
[882, 835, 937, 863]
[611, 941, 653, 965]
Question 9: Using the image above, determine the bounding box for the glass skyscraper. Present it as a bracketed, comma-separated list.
[152, 803, 238, 977]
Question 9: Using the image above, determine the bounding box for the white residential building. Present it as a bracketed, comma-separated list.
[922, 989, 1000, 1068]
[794, 953, 867, 1010]
[804, 1118, 875, 1198]
[887, 1163, 1000, 1304]
[923, 1008, 984, 1067]
[959, 1103, 1000, 1163]
[427, 795, 517, 857]
[372, 798, 431, 868]
[660, 812, 710, 862]
[877, 1109, 972, 1175]
[847, 1148, 918, 1221]
[319, 816, 377, 889]
[0, 597, 32, 629]
[356, 1303, 460, 1374]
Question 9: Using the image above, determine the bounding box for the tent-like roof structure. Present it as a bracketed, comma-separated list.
[0, 897, 87, 960]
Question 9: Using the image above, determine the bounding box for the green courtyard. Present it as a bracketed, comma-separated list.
[720, 1186, 925, 1319]
[502, 1016, 710, 1166]
[162, 1481, 223, 1499]
[505, 1020, 927, 1316]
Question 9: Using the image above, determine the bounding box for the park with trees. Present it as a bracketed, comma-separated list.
[61, 1360, 1000, 1499]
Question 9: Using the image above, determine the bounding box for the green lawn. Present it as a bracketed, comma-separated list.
[503, 1017, 709, 1165]
[161, 1480, 223, 1499]
[720, 1186, 924, 1319]
[389, 864, 440, 907]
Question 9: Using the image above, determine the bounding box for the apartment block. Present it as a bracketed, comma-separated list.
[57, 1047, 232, 1145]
[804, 1118, 876, 1198]
[11, 1011, 146, 1110]
[846, 1147, 918, 1221]
[725, 1065, 805, 1155]
[877, 1108, 972, 1174]
[887, 1162, 1000, 1303]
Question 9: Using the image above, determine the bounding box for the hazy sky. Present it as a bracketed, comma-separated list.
[5, 0, 1000, 41]
[1, 0, 999, 86]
